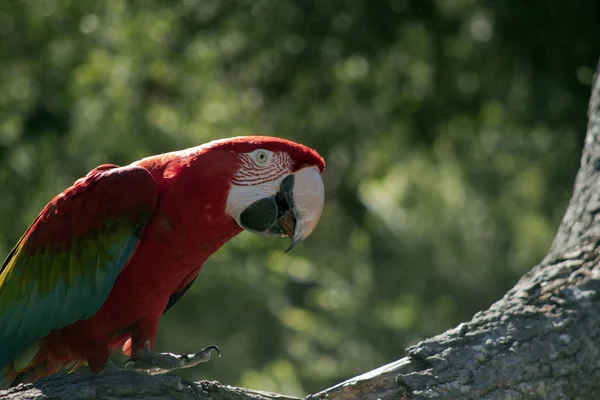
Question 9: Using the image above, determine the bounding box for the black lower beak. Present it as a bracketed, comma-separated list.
[239, 175, 296, 237]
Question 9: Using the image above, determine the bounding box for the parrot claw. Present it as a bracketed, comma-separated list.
[124, 345, 221, 375]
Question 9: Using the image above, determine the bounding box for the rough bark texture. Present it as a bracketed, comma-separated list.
[0, 370, 299, 400]
[1, 59, 599, 400]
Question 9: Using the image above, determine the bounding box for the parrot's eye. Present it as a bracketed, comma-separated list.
[252, 149, 272, 166]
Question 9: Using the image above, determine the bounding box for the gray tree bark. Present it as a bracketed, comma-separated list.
[2, 59, 600, 400]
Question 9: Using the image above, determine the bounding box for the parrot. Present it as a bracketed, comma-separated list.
[0, 136, 326, 388]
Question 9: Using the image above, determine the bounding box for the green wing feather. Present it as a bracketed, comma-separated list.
[0, 164, 158, 369]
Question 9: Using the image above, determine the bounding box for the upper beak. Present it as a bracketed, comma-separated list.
[279, 166, 325, 252]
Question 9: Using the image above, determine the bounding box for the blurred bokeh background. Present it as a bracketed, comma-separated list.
[0, 0, 599, 396]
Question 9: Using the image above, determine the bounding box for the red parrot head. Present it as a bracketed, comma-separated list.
[206, 136, 326, 251]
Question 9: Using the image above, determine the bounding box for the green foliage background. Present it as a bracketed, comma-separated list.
[0, 0, 598, 396]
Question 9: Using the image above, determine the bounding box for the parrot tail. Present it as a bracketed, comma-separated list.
[0, 360, 78, 389]
[0, 341, 80, 389]
[0, 365, 18, 390]
[0, 341, 41, 389]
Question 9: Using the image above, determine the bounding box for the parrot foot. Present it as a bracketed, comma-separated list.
[124, 345, 221, 375]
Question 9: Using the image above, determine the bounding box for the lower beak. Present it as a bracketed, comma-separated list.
[280, 166, 325, 252]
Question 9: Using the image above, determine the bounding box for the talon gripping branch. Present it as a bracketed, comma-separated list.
[0, 136, 326, 387]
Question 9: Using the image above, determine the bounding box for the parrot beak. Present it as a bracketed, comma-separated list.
[233, 166, 324, 251]
[280, 166, 325, 252]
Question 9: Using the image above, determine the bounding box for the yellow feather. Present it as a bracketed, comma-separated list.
[69, 238, 85, 290]
[81, 237, 100, 292]
[39, 247, 54, 297]
[49, 245, 67, 288]
[0, 231, 28, 288]
[19, 251, 38, 297]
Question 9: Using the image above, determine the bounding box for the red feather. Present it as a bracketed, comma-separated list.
[3, 136, 325, 384]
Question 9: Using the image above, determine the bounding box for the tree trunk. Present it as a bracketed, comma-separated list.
[2, 58, 600, 400]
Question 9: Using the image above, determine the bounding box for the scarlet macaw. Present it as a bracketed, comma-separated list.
[0, 136, 325, 388]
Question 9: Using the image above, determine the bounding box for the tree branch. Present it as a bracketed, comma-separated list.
[2, 59, 600, 400]
[0, 370, 300, 400]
